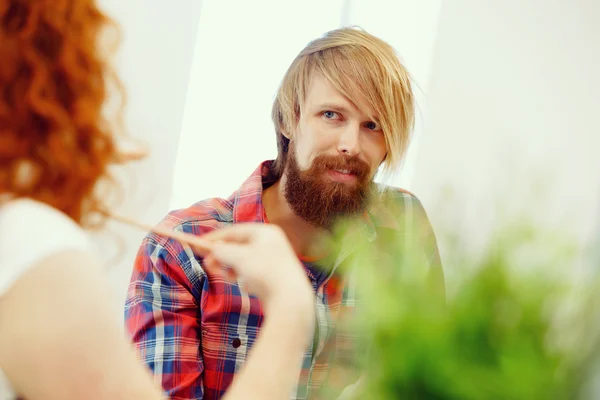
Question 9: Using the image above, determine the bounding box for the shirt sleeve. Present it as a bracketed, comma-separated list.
[407, 194, 445, 297]
[380, 191, 446, 298]
[125, 232, 206, 399]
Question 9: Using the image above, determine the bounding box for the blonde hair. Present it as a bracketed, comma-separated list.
[271, 26, 415, 178]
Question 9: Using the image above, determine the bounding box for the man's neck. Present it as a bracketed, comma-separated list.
[262, 177, 332, 259]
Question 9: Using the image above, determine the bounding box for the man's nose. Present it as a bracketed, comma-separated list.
[336, 123, 361, 157]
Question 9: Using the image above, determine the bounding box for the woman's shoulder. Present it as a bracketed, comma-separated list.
[0, 198, 91, 295]
[0, 198, 89, 239]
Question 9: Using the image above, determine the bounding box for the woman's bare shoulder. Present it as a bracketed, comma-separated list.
[0, 198, 92, 296]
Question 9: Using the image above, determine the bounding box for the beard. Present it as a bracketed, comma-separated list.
[283, 149, 373, 229]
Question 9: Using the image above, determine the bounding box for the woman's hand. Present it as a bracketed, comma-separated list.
[195, 223, 315, 317]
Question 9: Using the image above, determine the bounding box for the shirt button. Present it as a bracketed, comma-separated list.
[231, 338, 242, 348]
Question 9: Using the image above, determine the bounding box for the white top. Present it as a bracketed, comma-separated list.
[0, 199, 91, 400]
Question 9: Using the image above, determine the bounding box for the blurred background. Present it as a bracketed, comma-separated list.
[97, 0, 600, 314]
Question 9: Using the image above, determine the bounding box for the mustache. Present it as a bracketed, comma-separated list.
[310, 155, 370, 180]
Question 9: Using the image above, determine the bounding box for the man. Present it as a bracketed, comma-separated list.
[125, 27, 444, 399]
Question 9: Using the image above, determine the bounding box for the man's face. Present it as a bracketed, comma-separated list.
[283, 74, 388, 228]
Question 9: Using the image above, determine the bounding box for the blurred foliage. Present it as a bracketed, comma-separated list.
[323, 198, 600, 400]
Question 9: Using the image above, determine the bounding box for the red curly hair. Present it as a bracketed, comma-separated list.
[0, 0, 133, 227]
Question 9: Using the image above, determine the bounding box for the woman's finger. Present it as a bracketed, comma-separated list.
[202, 253, 238, 283]
[209, 241, 251, 269]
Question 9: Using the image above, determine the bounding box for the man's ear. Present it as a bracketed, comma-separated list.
[283, 113, 302, 141]
[282, 125, 299, 142]
[281, 130, 292, 140]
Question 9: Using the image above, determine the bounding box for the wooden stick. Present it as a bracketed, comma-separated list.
[108, 212, 212, 255]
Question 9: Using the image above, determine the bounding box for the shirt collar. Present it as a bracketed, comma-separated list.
[231, 160, 275, 224]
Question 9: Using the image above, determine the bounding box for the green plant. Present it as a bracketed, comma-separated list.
[326, 211, 599, 400]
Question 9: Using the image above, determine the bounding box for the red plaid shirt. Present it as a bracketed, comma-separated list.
[125, 160, 443, 399]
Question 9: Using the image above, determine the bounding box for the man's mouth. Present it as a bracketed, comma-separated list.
[327, 168, 358, 183]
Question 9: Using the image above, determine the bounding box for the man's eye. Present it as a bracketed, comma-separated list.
[365, 121, 380, 130]
[323, 111, 338, 119]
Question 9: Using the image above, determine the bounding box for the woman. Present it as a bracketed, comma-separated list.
[0, 1, 314, 399]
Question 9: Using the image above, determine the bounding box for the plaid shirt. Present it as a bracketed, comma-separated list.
[125, 160, 443, 400]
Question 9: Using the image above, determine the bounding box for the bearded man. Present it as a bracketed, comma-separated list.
[125, 26, 444, 400]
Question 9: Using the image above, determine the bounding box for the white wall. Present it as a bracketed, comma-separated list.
[97, 0, 203, 305]
[411, 0, 600, 270]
